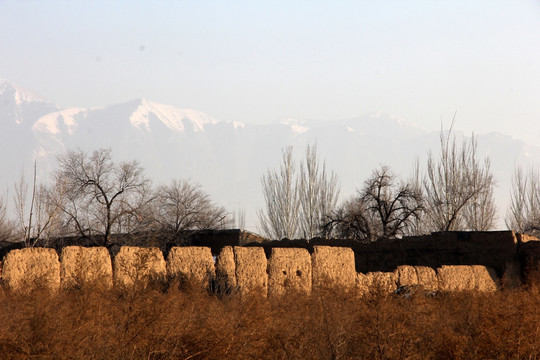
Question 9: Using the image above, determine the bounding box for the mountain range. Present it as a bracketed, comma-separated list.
[1, 78, 539, 231]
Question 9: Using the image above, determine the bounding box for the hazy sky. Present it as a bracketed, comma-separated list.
[2, 1, 540, 144]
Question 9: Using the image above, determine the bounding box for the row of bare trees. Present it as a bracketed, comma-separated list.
[260, 123, 501, 241]
[327, 125, 497, 241]
[1, 149, 230, 246]
[2, 127, 540, 245]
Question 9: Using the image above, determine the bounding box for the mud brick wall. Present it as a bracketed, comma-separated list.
[0, 231, 537, 294]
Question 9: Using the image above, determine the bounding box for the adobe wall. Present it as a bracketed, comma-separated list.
[0, 231, 538, 294]
[60, 246, 113, 288]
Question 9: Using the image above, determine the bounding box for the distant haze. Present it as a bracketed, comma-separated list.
[2, 78, 540, 232]
[1, 2, 540, 145]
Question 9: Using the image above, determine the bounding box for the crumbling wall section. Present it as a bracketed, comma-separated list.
[2, 247, 60, 291]
[356, 272, 372, 296]
[394, 265, 419, 287]
[113, 247, 167, 288]
[60, 246, 113, 289]
[167, 246, 214, 290]
[312, 246, 356, 290]
[471, 265, 499, 292]
[215, 246, 236, 293]
[233, 246, 267, 297]
[267, 248, 311, 296]
[437, 265, 499, 292]
[367, 271, 397, 293]
[415, 266, 438, 291]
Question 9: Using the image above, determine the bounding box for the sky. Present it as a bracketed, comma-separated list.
[1, 1, 540, 144]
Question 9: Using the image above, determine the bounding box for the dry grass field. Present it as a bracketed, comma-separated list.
[0, 278, 538, 360]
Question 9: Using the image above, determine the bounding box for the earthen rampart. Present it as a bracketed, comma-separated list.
[0, 231, 538, 294]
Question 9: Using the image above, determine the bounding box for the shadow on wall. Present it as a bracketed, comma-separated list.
[245, 231, 536, 277]
[21, 229, 267, 258]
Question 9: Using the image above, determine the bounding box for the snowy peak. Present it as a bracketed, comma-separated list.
[33, 107, 85, 135]
[129, 99, 220, 133]
[32, 98, 222, 136]
[279, 117, 313, 134]
[0, 78, 59, 127]
[1, 78, 222, 135]
[0, 78, 54, 106]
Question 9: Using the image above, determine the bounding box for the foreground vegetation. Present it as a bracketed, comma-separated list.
[0, 282, 538, 359]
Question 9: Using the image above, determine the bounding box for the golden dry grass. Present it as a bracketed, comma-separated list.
[0, 281, 538, 359]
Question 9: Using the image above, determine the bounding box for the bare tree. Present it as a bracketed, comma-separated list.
[13, 162, 63, 246]
[423, 122, 496, 231]
[14, 167, 34, 245]
[0, 192, 15, 242]
[29, 184, 65, 243]
[299, 143, 340, 239]
[506, 167, 540, 236]
[363, 166, 424, 238]
[153, 179, 229, 234]
[258, 146, 300, 240]
[258, 144, 340, 240]
[55, 148, 152, 246]
[324, 165, 423, 241]
[231, 208, 246, 230]
[463, 152, 497, 231]
[322, 196, 379, 242]
[405, 159, 429, 236]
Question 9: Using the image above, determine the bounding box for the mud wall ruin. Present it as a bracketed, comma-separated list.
[0, 231, 538, 294]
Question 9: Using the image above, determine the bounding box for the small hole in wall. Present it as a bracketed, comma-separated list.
[283, 271, 287, 275]
[296, 270, 302, 277]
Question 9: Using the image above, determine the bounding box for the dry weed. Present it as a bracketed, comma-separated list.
[0, 283, 538, 359]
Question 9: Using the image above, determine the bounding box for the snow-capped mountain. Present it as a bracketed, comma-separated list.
[0, 79, 58, 124]
[0, 79, 60, 186]
[1, 78, 540, 231]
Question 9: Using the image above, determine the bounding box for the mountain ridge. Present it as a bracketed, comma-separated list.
[1, 78, 539, 231]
